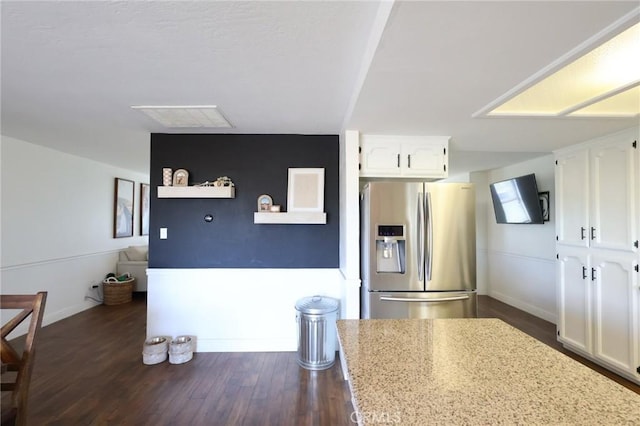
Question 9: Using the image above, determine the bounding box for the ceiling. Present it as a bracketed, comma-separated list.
[2, 1, 638, 176]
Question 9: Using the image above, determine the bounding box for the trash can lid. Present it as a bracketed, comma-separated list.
[295, 295, 339, 314]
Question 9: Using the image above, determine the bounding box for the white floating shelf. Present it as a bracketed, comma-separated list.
[157, 186, 235, 198]
[254, 212, 326, 225]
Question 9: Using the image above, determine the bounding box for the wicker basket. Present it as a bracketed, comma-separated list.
[102, 277, 135, 305]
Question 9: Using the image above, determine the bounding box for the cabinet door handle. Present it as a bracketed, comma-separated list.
[397, 154, 400, 168]
[582, 266, 587, 279]
[408, 154, 411, 168]
[591, 268, 596, 281]
[580, 227, 586, 240]
[591, 227, 596, 240]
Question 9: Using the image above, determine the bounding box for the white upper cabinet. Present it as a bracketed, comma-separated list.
[556, 149, 590, 247]
[590, 138, 637, 251]
[359, 135, 448, 179]
[359, 136, 401, 175]
[555, 129, 638, 252]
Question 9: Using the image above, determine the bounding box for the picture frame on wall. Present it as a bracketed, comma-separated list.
[114, 177, 134, 238]
[539, 191, 550, 222]
[287, 168, 325, 212]
[140, 183, 150, 236]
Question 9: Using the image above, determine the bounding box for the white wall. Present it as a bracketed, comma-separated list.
[146, 129, 361, 352]
[339, 130, 361, 319]
[1, 135, 148, 331]
[147, 268, 343, 352]
[484, 154, 557, 322]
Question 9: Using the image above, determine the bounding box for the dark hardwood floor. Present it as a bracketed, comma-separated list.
[9, 294, 353, 426]
[4, 294, 638, 425]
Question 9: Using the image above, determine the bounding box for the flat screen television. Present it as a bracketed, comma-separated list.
[489, 173, 544, 224]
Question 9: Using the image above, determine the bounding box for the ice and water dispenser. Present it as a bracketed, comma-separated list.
[375, 225, 406, 273]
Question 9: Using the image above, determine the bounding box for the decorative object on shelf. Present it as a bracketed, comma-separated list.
[538, 191, 550, 222]
[194, 176, 235, 187]
[257, 194, 273, 212]
[287, 168, 324, 212]
[194, 181, 216, 187]
[270, 205, 281, 212]
[162, 168, 173, 186]
[173, 169, 189, 187]
[215, 176, 234, 187]
[140, 183, 150, 236]
[114, 177, 134, 238]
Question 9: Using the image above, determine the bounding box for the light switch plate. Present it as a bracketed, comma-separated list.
[160, 228, 167, 239]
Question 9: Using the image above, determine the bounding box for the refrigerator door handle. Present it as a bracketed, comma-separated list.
[380, 295, 470, 303]
[425, 191, 433, 281]
[417, 192, 425, 282]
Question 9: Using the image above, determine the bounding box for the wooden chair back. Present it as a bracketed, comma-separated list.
[1, 292, 47, 426]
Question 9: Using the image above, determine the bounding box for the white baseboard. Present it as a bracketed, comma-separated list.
[195, 338, 296, 353]
[489, 290, 557, 324]
[42, 300, 101, 328]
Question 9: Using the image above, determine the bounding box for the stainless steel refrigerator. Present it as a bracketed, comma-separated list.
[360, 182, 477, 319]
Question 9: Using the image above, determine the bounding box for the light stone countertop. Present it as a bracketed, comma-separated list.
[336, 318, 640, 425]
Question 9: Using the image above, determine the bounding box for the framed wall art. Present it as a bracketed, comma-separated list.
[140, 183, 150, 236]
[539, 191, 550, 222]
[257, 194, 273, 212]
[287, 168, 324, 212]
[114, 177, 134, 238]
[173, 168, 189, 186]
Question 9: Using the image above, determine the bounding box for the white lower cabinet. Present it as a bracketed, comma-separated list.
[557, 248, 591, 354]
[558, 247, 639, 383]
[591, 253, 638, 375]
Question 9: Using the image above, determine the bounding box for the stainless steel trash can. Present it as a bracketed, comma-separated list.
[295, 295, 339, 370]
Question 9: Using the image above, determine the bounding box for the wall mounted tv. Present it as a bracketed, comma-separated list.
[489, 173, 544, 224]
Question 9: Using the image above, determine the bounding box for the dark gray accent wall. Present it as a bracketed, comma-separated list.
[149, 134, 339, 268]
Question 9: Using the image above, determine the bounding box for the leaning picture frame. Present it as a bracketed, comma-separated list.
[257, 194, 273, 212]
[539, 191, 550, 222]
[287, 168, 324, 212]
[114, 177, 134, 238]
[140, 183, 150, 236]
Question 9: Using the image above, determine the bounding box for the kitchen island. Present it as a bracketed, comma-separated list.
[336, 318, 640, 425]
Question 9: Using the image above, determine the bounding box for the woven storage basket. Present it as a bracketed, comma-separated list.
[102, 277, 135, 305]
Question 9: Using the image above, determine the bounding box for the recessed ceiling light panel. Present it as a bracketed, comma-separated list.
[569, 84, 640, 117]
[474, 9, 640, 119]
[131, 106, 233, 128]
